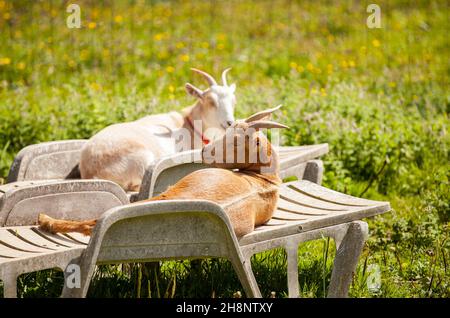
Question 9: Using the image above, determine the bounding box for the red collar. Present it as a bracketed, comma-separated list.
[186, 116, 210, 145]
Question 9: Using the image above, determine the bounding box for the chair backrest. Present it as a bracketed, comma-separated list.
[7, 140, 87, 183]
[138, 150, 208, 200]
[0, 180, 128, 226]
[68, 200, 245, 297]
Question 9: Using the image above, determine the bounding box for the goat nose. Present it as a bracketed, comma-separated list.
[226, 120, 233, 127]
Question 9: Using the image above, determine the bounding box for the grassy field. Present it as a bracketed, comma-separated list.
[0, 0, 448, 298]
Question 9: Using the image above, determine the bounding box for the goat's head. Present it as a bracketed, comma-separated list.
[185, 68, 236, 134]
[201, 105, 288, 174]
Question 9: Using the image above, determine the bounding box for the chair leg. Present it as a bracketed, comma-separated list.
[327, 221, 368, 298]
[2, 273, 17, 298]
[286, 245, 300, 298]
[303, 160, 324, 185]
[230, 256, 262, 298]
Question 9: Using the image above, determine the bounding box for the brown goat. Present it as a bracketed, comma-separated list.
[38, 107, 288, 238]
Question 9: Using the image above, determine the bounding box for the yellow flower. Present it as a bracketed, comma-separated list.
[157, 51, 168, 59]
[169, 94, 175, 100]
[389, 82, 396, 88]
[348, 60, 356, 68]
[0, 1, 5, 9]
[166, 66, 175, 73]
[180, 54, 190, 62]
[360, 46, 367, 54]
[3, 12, 10, 20]
[314, 67, 322, 74]
[327, 34, 335, 42]
[0, 57, 11, 65]
[168, 85, 175, 93]
[310, 88, 318, 95]
[17, 62, 25, 70]
[217, 43, 225, 50]
[297, 65, 304, 72]
[320, 88, 327, 97]
[216, 33, 226, 41]
[114, 15, 123, 24]
[102, 49, 110, 57]
[80, 49, 89, 61]
[306, 63, 314, 71]
[90, 82, 101, 91]
[340, 60, 348, 69]
[372, 39, 381, 47]
[200, 41, 209, 49]
[289, 62, 298, 69]
[176, 42, 185, 49]
[68, 60, 76, 68]
[413, 95, 419, 101]
[88, 22, 97, 29]
[154, 33, 164, 41]
[327, 64, 333, 74]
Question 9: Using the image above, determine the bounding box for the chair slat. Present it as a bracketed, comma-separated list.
[6, 227, 71, 250]
[272, 209, 307, 221]
[277, 198, 336, 215]
[287, 182, 382, 206]
[63, 232, 90, 245]
[279, 186, 352, 210]
[0, 242, 34, 259]
[0, 229, 54, 253]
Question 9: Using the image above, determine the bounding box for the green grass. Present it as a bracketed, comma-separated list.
[0, 0, 449, 298]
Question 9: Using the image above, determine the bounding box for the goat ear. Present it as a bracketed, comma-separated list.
[185, 83, 204, 99]
[229, 83, 236, 93]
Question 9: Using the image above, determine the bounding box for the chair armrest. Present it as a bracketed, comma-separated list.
[0, 179, 128, 226]
[7, 139, 87, 182]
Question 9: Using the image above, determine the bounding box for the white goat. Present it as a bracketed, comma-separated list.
[79, 68, 236, 191]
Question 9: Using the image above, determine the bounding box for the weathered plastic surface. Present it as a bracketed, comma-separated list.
[7, 140, 87, 183]
[0, 180, 128, 226]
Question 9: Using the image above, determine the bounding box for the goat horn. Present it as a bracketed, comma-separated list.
[245, 104, 283, 123]
[248, 120, 289, 130]
[221, 68, 231, 86]
[191, 68, 217, 86]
